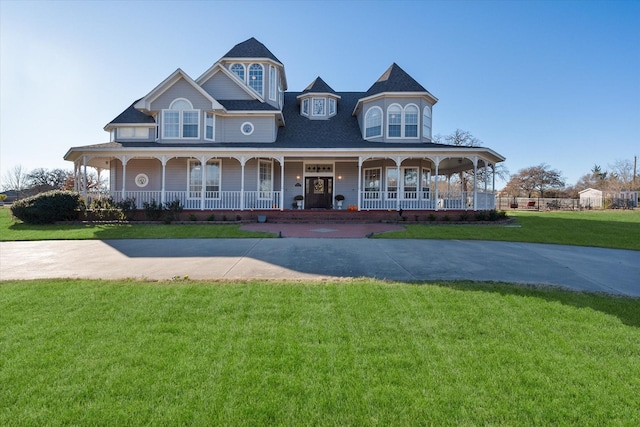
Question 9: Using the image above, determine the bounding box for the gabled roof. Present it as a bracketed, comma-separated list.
[195, 62, 264, 101]
[105, 99, 155, 130]
[134, 68, 225, 112]
[302, 77, 336, 95]
[365, 63, 430, 97]
[222, 37, 282, 64]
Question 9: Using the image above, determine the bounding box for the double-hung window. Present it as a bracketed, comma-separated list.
[364, 168, 381, 199]
[423, 106, 432, 140]
[163, 99, 199, 139]
[403, 168, 418, 199]
[302, 98, 309, 116]
[312, 98, 325, 116]
[249, 64, 263, 96]
[258, 160, 273, 199]
[386, 168, 398, 199]
[404, 105, 419, 137]
[269, 66, 276, 101]
[188, 159, 220, 199]
[364, 107, 382, 138]
[205, 112, 215, 141]
[230, 63, 245, 81]
[387, 105, 402, 138]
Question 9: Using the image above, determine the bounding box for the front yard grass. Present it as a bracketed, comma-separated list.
[1, 279, 639, 426]
[378, 210, 640, 250]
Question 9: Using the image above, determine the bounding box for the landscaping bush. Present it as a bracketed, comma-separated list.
[10, 190, 84, 224]
[142, 200, 163, 221]
[115, 197, 137, 220]
[163, 199, 183, 222]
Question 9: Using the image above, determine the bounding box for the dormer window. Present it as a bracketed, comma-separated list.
[387, 103, 420, 139]
[365, 107, 382, 138]
[162, 98, 199, 139]
[329, 98, 336, 115]
[387, 104, 402, 138]
[248, 64, 263, 96]
[312, 98, 325, 116]
[230, 63, 245, 81]
[423, 106, 432, 140]
[405, 105, 419, 137]
[302, 99, 309, 116]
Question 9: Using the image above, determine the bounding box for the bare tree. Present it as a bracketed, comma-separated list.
[2, 165, 29, 200]
[504, 163, 565, 198]
[608, 159, 634, 189]
[26, 168, 73, 193]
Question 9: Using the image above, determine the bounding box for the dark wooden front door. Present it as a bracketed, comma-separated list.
[305, 177, 333, 209]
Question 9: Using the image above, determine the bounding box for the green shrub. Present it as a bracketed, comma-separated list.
[163, 199, 183, 222]
[459, 211, 470, 221]
[475, 211, 489, 221]
[115, 197, 137, 220]
[428, 213, 436, 222]
[10, 191, 84, 224]
[142, 200, 163, 221]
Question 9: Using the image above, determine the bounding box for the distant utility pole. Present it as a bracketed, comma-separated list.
[634, 155, 637, 188]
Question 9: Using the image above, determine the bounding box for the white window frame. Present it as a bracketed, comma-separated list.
[364, 106, 383, 139]
[387, 104, 402, 138]
[258, 159, 273, 199]
[117, 127, 148, 139]
[404, 104, 420, 139]
[312, 98, 325, 116]
[302, 98, 309, 116]
[329, 98, 336, 116]
[188, 159, 221, 199]
[248, 63, 264, 96]
[230, 63, 245, 82]
[269, 65, 276, 101]
[421, 168, 431, 199]
[423, 106, 432, 140]
[363, 167, 382, 200]
[402, 167, 419, 199]
[162, 98, 199, 139]
[386, 167, 398, 199]
[204, 112, 215, 141]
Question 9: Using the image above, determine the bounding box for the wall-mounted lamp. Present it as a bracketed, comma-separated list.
[296, 175, 300, 180]
[338, 175, 342, 180]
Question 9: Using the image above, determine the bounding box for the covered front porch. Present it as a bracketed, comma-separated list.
[66, 146, 503, 212]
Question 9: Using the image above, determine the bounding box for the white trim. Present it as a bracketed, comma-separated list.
[204, 112, 215, 141]
[269, 65, 276, 101]
[423, 105, 432, 140]
[363, 167, 382, 200]
[258, 159, 273, 199]
[230, 63, 246, 82]
[387, 103, 403, 139]
[329, 98, 336, 116]
[162, 98, 200, 140]
[364, 106, 383, 139]
[248, 63, 264, 96]
[404, 103, 420, 139]
[312, 98, 326, 116]
[301, 98, 309, 116]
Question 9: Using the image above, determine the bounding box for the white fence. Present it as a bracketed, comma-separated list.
[111, 191, 282, 210]
[360, 191, 495, 210]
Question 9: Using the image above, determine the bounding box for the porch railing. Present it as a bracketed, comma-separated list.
[360, 191, 495, 210]
[111, 191, 282, 210]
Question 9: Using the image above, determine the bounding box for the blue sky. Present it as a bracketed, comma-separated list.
[1, 0, 638, 188]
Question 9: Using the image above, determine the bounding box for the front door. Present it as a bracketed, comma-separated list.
[305, 177, 333, 209]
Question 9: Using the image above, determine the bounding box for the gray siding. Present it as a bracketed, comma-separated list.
[222, 116, 277, 142]
[334, 161, 358, 207]
[150, 78, 211, 111]
[201, 72, 253, 100]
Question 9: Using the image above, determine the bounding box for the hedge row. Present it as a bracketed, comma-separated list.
[10, 191, 84, 224]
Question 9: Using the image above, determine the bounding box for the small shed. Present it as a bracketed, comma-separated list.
[579, 188, 603, 208]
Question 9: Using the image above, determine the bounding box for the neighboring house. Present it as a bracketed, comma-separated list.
[64, 37, 505, 211]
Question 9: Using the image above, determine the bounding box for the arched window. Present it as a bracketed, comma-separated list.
[248, 64, 263, 96]
[404, 105, 419, 138]
[162, 98, 199, 139]
[365, 107, 382, 138]
[230, 63, 245, 81]
[423, 106, 432, 140]
[387, 104, 402, 138]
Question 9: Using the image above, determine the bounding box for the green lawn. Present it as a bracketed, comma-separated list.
[379, 210, 640, 250]
[0, 207, 274, 241]
[1, 279, 638, 426]
[2, 207, 640, 249]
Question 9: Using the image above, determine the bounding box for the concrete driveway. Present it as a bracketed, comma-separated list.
[1, 238, 638, 296]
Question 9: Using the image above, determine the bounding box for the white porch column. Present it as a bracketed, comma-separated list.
[434, 156, 440, 211]
[239, 156, 246, 211]
[276, 156, 285, 211]
[160, 156, 168, 205]
[120, 156, 128, 200]
[492, 163, 496, 209]
[473, 156, 478, 211]
[484, 161, 489, 209]
[395, 157, 402, 211]
[357, 157, 364, 211]
[82, 155, 88, 198]
[200, 156, 207, 211]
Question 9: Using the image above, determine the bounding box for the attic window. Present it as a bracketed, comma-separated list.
[230, 63, 245, 81]
[329, 98, 336, 116]
[302, 99, 309, 116]
[118, 127, 147, 139]
[248, 64, 263, 96]
[312, 98, 325, 116]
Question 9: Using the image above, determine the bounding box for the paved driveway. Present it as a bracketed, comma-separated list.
[1, 239, 638, 296]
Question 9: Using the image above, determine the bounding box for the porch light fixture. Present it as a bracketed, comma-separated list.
[338, 175, 342, 180]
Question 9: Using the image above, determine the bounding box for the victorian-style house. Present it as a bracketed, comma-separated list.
[64, 37, 505, 212]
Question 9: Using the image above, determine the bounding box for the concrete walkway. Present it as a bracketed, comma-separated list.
[1, 237, 638, 296]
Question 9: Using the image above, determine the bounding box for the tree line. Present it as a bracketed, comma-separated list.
[1, 165, 104, 201]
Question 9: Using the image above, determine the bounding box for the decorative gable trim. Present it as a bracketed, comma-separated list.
[196, 62, 266, 102]
[134, 68, 225, 112]
[352, 92, 438, 116]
